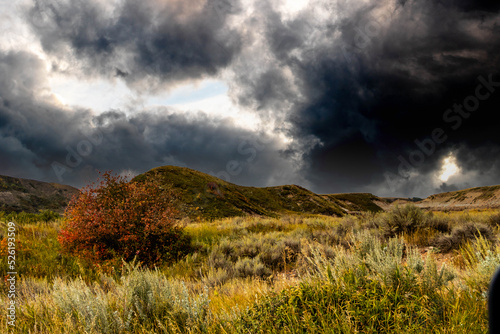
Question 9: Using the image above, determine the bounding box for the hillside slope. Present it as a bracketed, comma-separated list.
[0, 175, 79, 213]
[133, 166, 388, 219]
[416, 185, 500, 211]
[133, 166, 349, 219]
[323, 193, 388, 213]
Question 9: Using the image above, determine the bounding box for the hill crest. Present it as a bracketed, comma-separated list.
[4, 166, 499, 217]
[133, 166, 386, 219]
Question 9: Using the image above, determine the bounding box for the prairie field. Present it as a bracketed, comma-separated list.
[1, 206, 500, 333]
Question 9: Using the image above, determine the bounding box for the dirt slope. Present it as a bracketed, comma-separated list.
[416, 185, 500, 211]
[0, 175, 79, 213]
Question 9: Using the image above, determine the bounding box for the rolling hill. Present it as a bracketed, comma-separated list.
[0, 167, 393, 218]
[4, 166, 498, 218]
[133, 166, 387, 220]
[323, 193, 387, 214]
[0, 175, 79, 213]
[416, 185, 500, 211]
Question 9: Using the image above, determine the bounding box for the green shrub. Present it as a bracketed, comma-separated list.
[432, 223, 494, 253]
[425, 212, 451, 233]
[53, 277, 116, 333]
[203, 231, 309, 282]
[382, 204, 426, 237]
[38, 210, 60, 223]
[236, 279, 450, 333]
[234, 257, 271, 278]
[201, 267, 231, 287]
[487, 212, 500, 227]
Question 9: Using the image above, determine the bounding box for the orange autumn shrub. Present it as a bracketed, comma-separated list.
[59, 172, 191, 267]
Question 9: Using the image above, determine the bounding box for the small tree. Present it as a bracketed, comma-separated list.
[59, 172, 191, 267]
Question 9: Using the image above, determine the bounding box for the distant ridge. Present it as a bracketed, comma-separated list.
[416, 185, 500, 211]
[4, 166, 497, 217]
[132, 166, 387, 220]
[0, 175, 79, 213]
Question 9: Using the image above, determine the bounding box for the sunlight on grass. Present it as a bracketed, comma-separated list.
[0, 207, 499, 333]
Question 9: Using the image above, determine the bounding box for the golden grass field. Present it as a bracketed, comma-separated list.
[1, 206, 499, 333]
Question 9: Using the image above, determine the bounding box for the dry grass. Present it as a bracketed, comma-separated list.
[1, 207, 499, 332]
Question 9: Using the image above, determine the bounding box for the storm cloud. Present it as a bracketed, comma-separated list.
[27, 0, 243, 91]
[228, 0, 500, 196]
[0, 49, 302, 189]
[1, 0, 500, 197]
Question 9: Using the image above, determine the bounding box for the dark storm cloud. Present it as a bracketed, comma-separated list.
[0, 50, 95, 181]
[451, 0, 500, 12]
[81, 109, 298, 189]
[26, 0, 242, 90]
[0, 50, 297, 188]
[5, 0, 500, 197]
[228, 0, 500, 196]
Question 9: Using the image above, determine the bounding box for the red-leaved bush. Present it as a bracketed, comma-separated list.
[59, 172, 191, 267]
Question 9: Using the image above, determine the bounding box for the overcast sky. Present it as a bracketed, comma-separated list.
[1, 0, 499, 197]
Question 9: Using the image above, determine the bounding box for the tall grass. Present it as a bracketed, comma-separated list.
[0, 219, 96, 282]
[233, 232, 486, 334]
[2, 262, 211, 334]
[0, 210, 60, 225]
[1, 208, 499, 332]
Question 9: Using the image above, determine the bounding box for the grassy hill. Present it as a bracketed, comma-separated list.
[133, 166, 344, 219]
[0, 167, 409, 218]
[5, 166, 500, 217]
[323, 193, 387, 213]
[132, 166, 388, 220]
[0, 175, 78, 213]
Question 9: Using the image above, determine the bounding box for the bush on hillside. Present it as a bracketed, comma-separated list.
[59, 172, 192, 267]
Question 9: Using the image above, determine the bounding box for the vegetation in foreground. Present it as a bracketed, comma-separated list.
[1, 205, 500, 333]
[59, 172, 192, 268]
